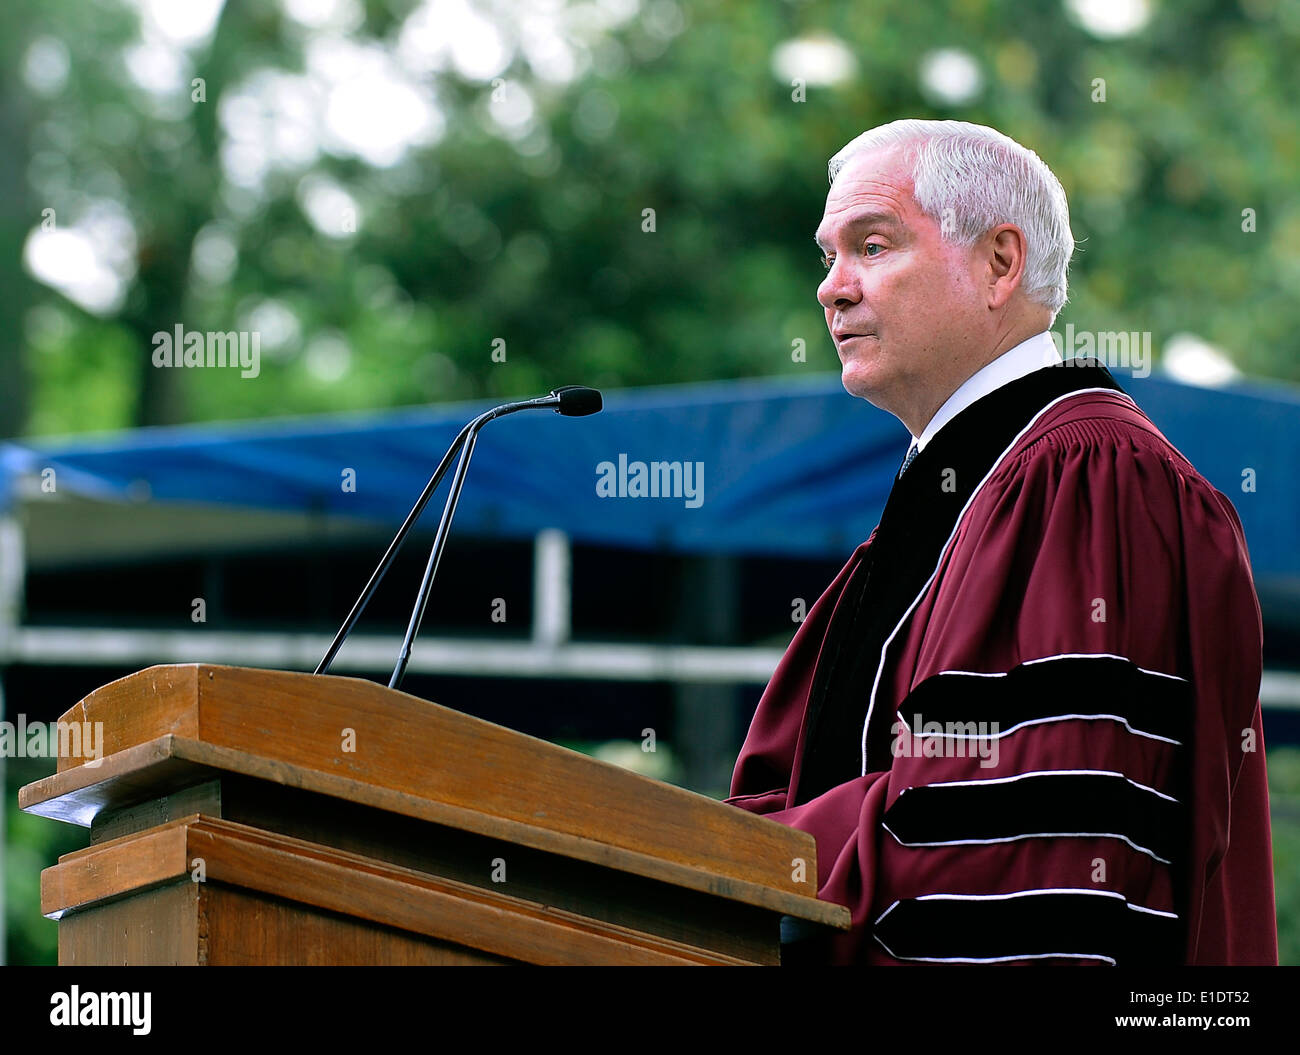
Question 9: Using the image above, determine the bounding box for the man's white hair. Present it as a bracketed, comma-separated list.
[828, 119, 1073, 318]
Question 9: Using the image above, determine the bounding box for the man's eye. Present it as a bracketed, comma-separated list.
[821, 244, 882, 270]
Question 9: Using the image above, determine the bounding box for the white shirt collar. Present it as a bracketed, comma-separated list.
[910, 330, 1061, 453]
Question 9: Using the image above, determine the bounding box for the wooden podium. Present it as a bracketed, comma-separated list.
[19, 664, 849, 965]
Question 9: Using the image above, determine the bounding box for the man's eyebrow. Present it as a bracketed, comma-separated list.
[814, 209, 903, 251]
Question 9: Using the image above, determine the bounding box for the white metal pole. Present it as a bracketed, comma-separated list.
[0, 512, 27, 965]
[532, 529, 571, 648]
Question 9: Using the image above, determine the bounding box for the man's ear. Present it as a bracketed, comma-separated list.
[986, 224, 1028, 310]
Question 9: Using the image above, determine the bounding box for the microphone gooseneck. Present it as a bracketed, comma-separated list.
[314, 387, 602, 689]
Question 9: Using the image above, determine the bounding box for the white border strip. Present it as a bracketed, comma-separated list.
[1021, 652, 1188, 682]
[907, 711, 1181, 746]
[881, 826, 1172, 865]
[898, 768, 1179, 802]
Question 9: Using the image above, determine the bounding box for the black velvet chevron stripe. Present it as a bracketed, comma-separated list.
[894, 655, 1190, 744]
[882, 771, 1180, 862]
[873, 891, 1182, 965]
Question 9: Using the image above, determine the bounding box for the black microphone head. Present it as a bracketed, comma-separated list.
[552, 386, 602, 416]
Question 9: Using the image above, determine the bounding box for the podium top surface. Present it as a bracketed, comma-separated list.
[20, 664, 849, 930]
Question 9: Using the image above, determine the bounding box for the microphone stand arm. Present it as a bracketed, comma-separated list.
[387, 424, 479, 689]
[314, 393, 567, 683]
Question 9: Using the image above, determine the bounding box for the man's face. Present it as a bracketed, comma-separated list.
[815, 145, 985, 430]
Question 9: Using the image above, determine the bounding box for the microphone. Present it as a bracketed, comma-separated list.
[553, 385, 602, 416]
[314, 386, 603, 685]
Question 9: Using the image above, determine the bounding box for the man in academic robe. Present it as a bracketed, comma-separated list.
[726, 119, 1278, 965]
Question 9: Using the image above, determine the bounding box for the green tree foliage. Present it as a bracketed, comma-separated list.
[3, 0, 1297, 439]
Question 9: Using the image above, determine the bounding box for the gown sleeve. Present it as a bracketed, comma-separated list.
[730, 422, 1276, 964]
[727, 537, 872, 815]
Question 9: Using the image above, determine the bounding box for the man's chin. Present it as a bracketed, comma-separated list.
[839, 360, 888, 404]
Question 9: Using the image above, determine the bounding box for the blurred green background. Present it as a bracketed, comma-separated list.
[1, 0, 1297, 963]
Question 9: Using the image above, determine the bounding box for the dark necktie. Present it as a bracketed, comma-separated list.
[898, 441, 919, 478]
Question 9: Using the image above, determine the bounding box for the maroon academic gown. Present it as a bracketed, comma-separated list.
[727, 362, 1277, 965]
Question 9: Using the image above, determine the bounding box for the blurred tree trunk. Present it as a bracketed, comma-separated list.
[0, 6, 32, 438]
[126, 0, 251, 427]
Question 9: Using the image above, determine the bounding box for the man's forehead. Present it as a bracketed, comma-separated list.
[816, 147, 917, 246]
[830, 143, 913, 193]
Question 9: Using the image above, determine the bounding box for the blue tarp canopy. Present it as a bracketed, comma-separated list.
[1, 371, 1297, 586]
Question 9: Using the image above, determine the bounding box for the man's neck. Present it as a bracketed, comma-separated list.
[908, 328, 1059, 450]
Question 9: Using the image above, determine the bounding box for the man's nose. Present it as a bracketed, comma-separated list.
[817, 261, 860, 311]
